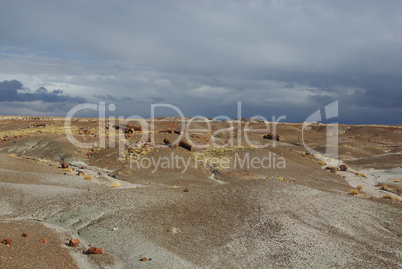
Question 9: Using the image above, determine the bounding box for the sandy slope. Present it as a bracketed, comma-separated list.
[0, 118, 401, 268]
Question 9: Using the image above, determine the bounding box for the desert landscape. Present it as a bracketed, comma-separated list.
[0, 116, 400, 268]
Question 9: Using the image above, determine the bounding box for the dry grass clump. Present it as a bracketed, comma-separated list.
[63, 167, 73, 172]
[167, 227, 181, 233]
[8, 153, 15, 158]
[360, 173, 367, 178]
[84, 174, 93, 180]
[349, 189, 359, 195]
[382, 194, 401, 201]
[357, 185, 363, 191]
[355, 171, 359, 176]
[112, 181, 121, 188]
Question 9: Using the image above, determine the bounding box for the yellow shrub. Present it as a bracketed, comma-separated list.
[8, 153, 15, 158]
[355, 171, 359, 175]
[360, 173, 367, 178]
[84, 174, 93, 180]
[383, 194, 402, 201]
[63, 167, 73, 172]
[357, 185, 363, 190]
[112, 181, 121, 188]
[349, 189, 359, 195]
[383, 194, 392, 199]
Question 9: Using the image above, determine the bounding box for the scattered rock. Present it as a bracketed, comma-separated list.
[1, 238, 12, 246]
[68, 239, 79, 247]
[61, 163, 69, 169]
[86, 247, 104, 255]
[164, 137, 176, 148]
[140, 257, 150, 261]
[77, 170, 84, 176]
[263, 132, 281, 141]
[22, 233, 29, 238]
[41, 238, 47, 244]
[179, 140, 193, 151]
[339, 164, 348, 171]
[184, 188, 190, 192]
[325, 166, 338, 173]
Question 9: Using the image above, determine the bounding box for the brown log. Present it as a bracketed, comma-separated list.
[159, 130, 174, 134]
[263, 132, 281, 141]
[339, 164, 348, 171]
[179, 140, 193, 151]
[163, 138, 176, 148]
[125, 125, 142, 133]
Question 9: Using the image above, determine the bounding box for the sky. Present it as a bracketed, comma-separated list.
[0, 0, 401, 124]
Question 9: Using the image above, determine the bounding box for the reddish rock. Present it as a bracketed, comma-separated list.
[22, 233, 29, 238]
[68, 239, 79, 247]
[77, 170, 84, 176]
[41, 238, 47, 244]
[140, 257, 149, 261]
[86, 247, 104, 255]
[61, 162, 69, 169]
[2, 238, 12, 245]
[179, 140, 193, 151]
[263, 132, 281, 141]
[339, 164, 348, 171]
[184, 188, 190, 192]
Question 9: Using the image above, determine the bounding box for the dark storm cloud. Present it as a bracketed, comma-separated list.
[0, 0, 401, 124]
[0, 80, 87, 103]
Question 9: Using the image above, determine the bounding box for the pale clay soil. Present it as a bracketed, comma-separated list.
[0, 117, 401, 268]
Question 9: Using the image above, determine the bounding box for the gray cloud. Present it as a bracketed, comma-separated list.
[0, 80, 87, 103]
[0, 1, 401, 124]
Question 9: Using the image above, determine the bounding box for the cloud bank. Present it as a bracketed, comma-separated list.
[0, 0, 401, 124]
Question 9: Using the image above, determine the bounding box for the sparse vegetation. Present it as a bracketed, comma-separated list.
[84, 174, 93, 180]
[8, 153, 15, 158]
[112, 181, 121, 188]
[360, 173, 367, 178]
[355, 171, 359, 175]
[357, 185, 363, 191]
[382, 193, 401, 201]
[349, 189, 359, 195]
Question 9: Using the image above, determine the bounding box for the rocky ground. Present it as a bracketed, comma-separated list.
[0, 117, 401, 268]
